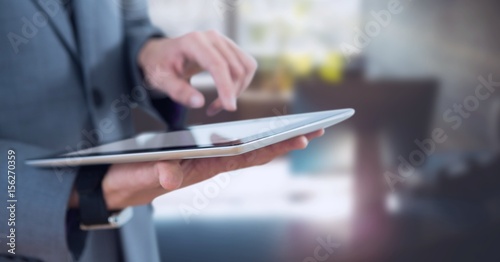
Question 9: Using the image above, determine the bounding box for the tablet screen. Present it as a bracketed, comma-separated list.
[65, 112, 330, 157]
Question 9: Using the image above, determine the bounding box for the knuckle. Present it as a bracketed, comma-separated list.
[247, 57, 258, 72]
[206, 29, 220, 38]
[188, 31, 203, 41]
[234, 64, 246, 78]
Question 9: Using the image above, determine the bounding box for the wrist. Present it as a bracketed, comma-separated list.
[101, 175, 124, 210]
[101, 164, 148, 210]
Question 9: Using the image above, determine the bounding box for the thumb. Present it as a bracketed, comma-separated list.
[155, 161, 185, 192]
[149, 68, 205, 108]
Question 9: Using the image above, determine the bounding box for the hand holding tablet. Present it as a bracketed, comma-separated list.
[98, 129, 325, 210]
[54, 108, 354, 210]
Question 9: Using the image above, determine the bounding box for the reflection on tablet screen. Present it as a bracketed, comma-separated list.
[66, 114, 317, 157]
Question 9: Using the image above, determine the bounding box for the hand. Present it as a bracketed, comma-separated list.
[99, 130, 324, 210]
[138, 30, 258, 116]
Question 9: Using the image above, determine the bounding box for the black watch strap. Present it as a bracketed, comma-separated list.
[75, 164, 111, 225]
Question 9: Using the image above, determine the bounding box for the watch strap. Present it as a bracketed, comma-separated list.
[75, 164, 111, 225]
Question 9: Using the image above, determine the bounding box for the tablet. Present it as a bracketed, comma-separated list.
[27, 109, 354, 167]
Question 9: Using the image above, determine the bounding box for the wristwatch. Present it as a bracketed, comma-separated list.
[75, 165, 133, 230]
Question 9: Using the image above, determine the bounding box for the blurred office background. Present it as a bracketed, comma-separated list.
[133, 0, 500, 261]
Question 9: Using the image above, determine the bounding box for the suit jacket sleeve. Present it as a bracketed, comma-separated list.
[122, 0, 187, 130]
[0, 140, 76, 262]
[122, 0, 163, 88]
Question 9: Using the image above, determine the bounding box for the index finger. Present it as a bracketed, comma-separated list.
[181, 33, 237, 111]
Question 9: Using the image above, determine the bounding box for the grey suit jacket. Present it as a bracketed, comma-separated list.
[0, 0, 179, 261]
